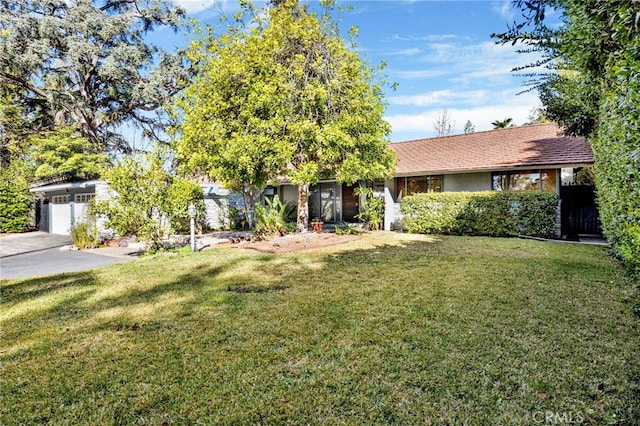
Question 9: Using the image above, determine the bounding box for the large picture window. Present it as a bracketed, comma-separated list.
[492, 169, 557, 192]
[396, 175, 442, 199]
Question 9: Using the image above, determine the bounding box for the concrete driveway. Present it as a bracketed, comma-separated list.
[0, 232, 140, 280]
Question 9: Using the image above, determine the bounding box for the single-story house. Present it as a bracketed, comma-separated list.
[29, 180, 109, 235]
[29, 180, 243, 236]
[276, 122, 596, 236]
[31, 123, 597, 237]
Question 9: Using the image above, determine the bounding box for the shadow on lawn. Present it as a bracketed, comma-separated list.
[1, 234, 639, 424]
[0, 235, 440, 338]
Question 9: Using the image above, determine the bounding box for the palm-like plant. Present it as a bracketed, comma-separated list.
[491, 118, 514, 129]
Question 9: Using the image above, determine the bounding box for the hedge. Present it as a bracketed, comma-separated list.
[0, 166, 32, 233]
[400, 191, 559, 238]
[592, 87, 640, 274]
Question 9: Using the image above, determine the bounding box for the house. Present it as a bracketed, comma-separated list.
[276, 123, 596, 236]
[29, 179, 243, 236]
[31, 123, 597, 238]
[29, 180, 109, 235]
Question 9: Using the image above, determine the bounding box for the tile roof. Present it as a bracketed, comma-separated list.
[391, 123, 593, 175]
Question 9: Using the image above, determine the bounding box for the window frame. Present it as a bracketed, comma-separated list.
[396, 175, 442, 199]
[491, 169, 558, 192]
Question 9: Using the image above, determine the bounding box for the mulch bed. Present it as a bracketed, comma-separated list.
[230, 232, 360, 253]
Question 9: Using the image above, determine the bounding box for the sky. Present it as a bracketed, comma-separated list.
[161, 0, 549, 143]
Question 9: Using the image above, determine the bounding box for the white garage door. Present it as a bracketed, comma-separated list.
[51, 195, 71, 235]
[73, 193, 95, 225]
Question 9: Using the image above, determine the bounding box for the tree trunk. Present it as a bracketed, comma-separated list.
[297, 182, 310, 233]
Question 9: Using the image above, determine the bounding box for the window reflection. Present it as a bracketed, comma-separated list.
[492, 169, 557, 192]
[396, 175, 442, 199]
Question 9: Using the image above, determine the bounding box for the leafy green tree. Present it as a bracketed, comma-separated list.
[0, 0, 189, 153]
[0, 160, 32, 233]
[28, 127, 110, 181]
[92, 149, 204, 249]
[491, 118, 514, 129]
[494, 0, 640, 272]
[176, 0, 395, 232]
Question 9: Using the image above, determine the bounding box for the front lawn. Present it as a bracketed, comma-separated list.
[1, 233, 638, 424]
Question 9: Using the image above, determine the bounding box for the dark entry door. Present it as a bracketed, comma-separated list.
[342, 184, 359, 222]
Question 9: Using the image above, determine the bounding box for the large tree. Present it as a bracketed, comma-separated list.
[494, 1, 640, 272]
[176, 0, 395, 232]
[0, 0, 190, 154]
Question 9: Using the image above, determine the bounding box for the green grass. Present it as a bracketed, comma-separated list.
[1, 233, 638, 425]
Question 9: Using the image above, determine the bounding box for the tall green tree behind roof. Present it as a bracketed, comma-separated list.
[176, 0, 395, 232]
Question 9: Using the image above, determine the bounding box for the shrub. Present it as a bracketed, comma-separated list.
[254, 197, 296, 237]
[335, 223, 362, 235]
[354, 185, 385, 230]
[401, 191, 559, 238]
[0, 164, 32, 233]
[70, 221, 99, 249]
[592, 88, 640, 275]
[91, 150, 204, 250]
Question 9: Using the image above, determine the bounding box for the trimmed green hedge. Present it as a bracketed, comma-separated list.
[592, 87, 640, 274]
[401, 191, 559, 238]
[0, 166, 32, 233]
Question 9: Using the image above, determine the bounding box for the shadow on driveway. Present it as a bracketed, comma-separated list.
[0, 232, 140, 280]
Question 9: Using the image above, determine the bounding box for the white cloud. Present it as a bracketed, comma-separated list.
[388, 90, 488, 107]
[394, 69, 445, 79]
[492, 0, 515, 21]
[387, 48, 423, 56]
[385, 90, 541, 141]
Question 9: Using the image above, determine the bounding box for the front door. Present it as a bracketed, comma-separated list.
[342, 184, 359, 222]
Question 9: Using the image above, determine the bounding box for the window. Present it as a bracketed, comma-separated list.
[492, 169, 557, 192]
[75, 193, 95, 203]
[51, 195, 70, 204]
[396, 175, 442, 199]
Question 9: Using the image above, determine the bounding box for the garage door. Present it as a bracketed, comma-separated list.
[73, 193, 95, 225]
[51, 195, 71, 235]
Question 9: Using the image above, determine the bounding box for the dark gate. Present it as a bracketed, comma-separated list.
[560, 185, 601, 236]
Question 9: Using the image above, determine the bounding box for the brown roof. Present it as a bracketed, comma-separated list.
[391, 123, 593, 175]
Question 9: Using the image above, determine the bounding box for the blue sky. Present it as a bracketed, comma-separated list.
[164, 0, 546, 142]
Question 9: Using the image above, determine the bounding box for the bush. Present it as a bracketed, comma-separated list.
[592, 88, 640, 275]
[354, 185, 385, 230]
[0, 164, 32, 233]
[254, 197, 296, 237]
[91, 150, 204, 250]
[70, 221, 99, 249]
[401, 191, 559, 238]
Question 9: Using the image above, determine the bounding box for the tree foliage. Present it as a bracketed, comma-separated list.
[0, 0, 190, 153]
[28, 126, 110, 181]
[463, 120, 475, 134]
[491, 118, 514, 129]
[0, 160, 32, 233]
[494, 0, 640, 272]
[91, 149, 204, 249]
[176, 0, 395, 232]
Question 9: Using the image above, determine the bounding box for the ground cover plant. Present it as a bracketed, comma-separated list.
[1, 233, 638, 424]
